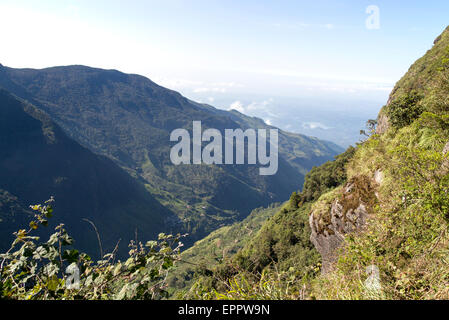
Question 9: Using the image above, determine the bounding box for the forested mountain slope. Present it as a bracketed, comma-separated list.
[0, 65, 342, 243]
[0, 89, 175, 258]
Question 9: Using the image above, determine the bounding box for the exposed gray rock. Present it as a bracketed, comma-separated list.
[443, 142, 449, 155]
[373, 170, 383, 199]
[374, 169, 383, 185]
[310, 197, 370, 273]
[376, 113, 390, 135]
[442, 142, 449, 173]
[309, 177, 375, 273]
[309, 212, 345, 274]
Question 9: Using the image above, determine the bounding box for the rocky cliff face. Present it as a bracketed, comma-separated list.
[309, 174, 380, 273]
[442, 142, 449, 174]
[443, 142, 449, 155]
[375, 112, 390, 135]
[309, 25, 449, 274]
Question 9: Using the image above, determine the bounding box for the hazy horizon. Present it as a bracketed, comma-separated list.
[1, 0, 448, 146]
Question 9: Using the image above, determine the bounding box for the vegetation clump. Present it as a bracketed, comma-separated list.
[299, 146, 356, 204]
[386, 91, 424, 129]
[0, 198, 183, 300]
[182, 146, 358, 299]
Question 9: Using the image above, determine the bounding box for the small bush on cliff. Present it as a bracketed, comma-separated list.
[386, 91, 424, 129]
[300, 146, 356, 204]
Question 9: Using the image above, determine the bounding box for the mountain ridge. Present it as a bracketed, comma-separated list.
[0, 64, 343, 245]
[0, 88, 176, 258]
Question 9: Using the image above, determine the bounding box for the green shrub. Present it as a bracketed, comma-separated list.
[386, 91, 424, 128]
[0, 198, 182, 300]
[300, 146, 356, 203]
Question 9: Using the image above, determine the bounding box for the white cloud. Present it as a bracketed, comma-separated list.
[228, 101, 245, 113]
[226, 99, 279, 119]
[212, 82, 241, 88]
[246, 98, 274, 111]
[193, 87, 227, 93]
[302, 122, 331, 130]
[192, 81, 243, 94]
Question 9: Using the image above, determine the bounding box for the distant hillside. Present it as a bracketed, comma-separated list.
[0, 65, 342, 244]
[167, 203, 282, 295]
[0, 89, 175, 258]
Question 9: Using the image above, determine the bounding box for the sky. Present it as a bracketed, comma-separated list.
[1, 0, 448, 146]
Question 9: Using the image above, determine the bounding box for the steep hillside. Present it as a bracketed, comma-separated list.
[0, 65, 342, 243]
[186, 147, 355, 299]
[0, 89, 175, 258]
[166, 203, 281, 295]
[189, 26, 449, 300]
[309, 26, 449, 299]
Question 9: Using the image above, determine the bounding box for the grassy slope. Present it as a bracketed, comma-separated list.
[170, 144, 355, 298]
[190, 26, 449, 300]
[312, 25, 449, 300]
[166, 203, 282, 296]
[181, 146, 356, 299]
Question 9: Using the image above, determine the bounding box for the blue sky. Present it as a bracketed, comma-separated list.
[1, 0, 448, 146]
